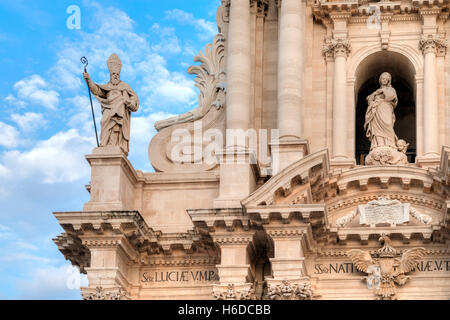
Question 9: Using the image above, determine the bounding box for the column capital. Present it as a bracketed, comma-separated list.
[212, 283, 256, 300]
[250, 0, 269, 16]
[322, 37, 351, 60]
[419, 33, 447, 56]
[265, 279, 315, 300]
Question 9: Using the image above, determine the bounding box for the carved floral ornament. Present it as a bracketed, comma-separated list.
[322, 37, 351, 60]
[347, 235, 426, 300]
[82, 286, 130, 300]
[266, 280, 314, 300]
[419, 33, 447, 56]
[212, 284, 256, 300]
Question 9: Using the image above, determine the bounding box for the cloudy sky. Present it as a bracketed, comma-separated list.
[0, 0, 220, 299]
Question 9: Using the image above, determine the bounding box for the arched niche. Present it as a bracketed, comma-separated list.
[353, 51, 417, 165]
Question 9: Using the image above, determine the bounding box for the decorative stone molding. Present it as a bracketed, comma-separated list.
[318, 247, 450, 257]
[327, 194, 443, 214]
[410, 207, 433, 225]
[358, 197, 410, 227]
[53, 233, 90, 274]
[242, 149, 329, 207]
[212, 283, 256, 300]
[142, 257, 220, 267]
[250, 0, 269, 16]
[419, 34, 447, 55]
[347, 235, 426, 300]
[82, 286, 130, 300]
[322, 37, 351, 59]
[266, 280, 314, 300]
[336, 210, 357, 227]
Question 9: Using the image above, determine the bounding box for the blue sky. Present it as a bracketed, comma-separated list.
[0, 0, 220, 299]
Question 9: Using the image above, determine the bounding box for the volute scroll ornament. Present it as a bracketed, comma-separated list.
[154, 34, 226, 131]
[347, 235, 425, 300]
[149, 33, 227, 172]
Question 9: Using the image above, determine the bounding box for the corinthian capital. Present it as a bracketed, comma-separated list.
[322, 37, 351, 60]
[419, 34, 447, 56]
[250, 0, 269, 15]
[212, 283, 256, 300]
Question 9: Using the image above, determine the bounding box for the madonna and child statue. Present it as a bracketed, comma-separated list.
[364, 72, 409, 165]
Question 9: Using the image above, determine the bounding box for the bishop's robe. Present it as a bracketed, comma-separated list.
[90, 81, 139, 153]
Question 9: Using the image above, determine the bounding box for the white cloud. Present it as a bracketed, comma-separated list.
[13, 75, 59, 110]
[4, 94, 26, 108]
[0, 253, 56, 264]
[16, 264, 88, 300]
[165, 9, 217, 41]
[151, 24, 181, 54]
[1, 129, 94, 184]
[11, 112, 47, 133]
[49, 4, 198, 112]
[0, 223, 13, 239]
[0, 121, 20, 148]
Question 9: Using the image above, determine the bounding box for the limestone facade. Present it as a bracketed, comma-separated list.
[54, 0, 450, 300]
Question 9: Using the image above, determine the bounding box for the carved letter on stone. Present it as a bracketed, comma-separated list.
[358, 197, 410, 226]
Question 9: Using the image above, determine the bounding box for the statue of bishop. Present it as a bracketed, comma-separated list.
[83, 53, 139, 154]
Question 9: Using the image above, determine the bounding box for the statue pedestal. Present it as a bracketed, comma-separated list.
[83, 147, 137, 211]
[416, 154, 440, 169]
[270, 138, 309, 175]
[330, 157, 355, 170]
[213, 148, 258, 209]
[365, 146, 408, 166]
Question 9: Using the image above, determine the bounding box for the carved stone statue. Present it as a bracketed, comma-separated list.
[364, 72, 408, 165]
[347, 235, 425, 300]
[83, 53, 139, 154]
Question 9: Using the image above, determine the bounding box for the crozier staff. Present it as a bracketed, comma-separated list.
[83, 53, 139, 154]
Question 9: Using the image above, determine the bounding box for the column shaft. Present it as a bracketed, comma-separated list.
[226, 0, 251, 144]
[332, 54, 348, 158]
[422, 50, 439, 155]
[277, 0, 303, 139]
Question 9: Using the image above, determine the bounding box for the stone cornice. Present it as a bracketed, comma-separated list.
[242, 149, 330, 207]
[246, 204, 327, 225]
[335, 225, 439, 244]
[53, 233, 90, 274]
[316, 246, 450, 257]
[141, 256, 220, 267]
[53, 210, 216, 268]
[326, 193, 445, 215]
[313, 0, 448, 26]
[328, 165, 441, 195]
[188, 207, 256, 232]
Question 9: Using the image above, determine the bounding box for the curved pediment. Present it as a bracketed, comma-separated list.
[242, 149, 330, 208]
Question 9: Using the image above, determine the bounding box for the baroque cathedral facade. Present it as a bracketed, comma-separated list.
[54, 0, 450, 300]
